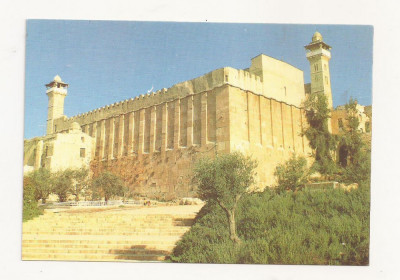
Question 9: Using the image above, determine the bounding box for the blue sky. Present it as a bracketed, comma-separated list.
[25, 20, 373, 139]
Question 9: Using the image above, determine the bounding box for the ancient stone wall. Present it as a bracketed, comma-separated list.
[44, 63, 312, 198]
[228, 86, 312, 190]
[89, 85, 231, 200]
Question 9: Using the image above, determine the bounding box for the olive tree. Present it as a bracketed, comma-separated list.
[70, 168, 89, 201]
[91, 172, 125, 203]
[194, 152, 257, 244]
[52, 169, 74, 202]
[27, 168, 53, 204]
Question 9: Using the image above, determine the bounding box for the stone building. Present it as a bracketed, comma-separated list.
[24, 32, 342, 199]
[331, 103, 372, 135]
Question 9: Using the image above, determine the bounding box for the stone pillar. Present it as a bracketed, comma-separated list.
[280, 103, 285, 149]
[201, 92, 208, 146]
[246, 91, 250, 142]
[300, 108, 306, 153]
[174, 99, 180, 150]
[161, 103, 168, 153]
[193, 94, 201, 145]
[117, 114, 124, 157]
[127, 112, 134, 155]
[187, 95, 194, 147]
[91, 122, 97, 158]
[82, 125, 88, 134]
[107, 117, 115, 159]
[215, 86, 230, 153]
[34, 140, 43, 169]
[269, 99, 274, 148]
[290, 105, 295, 152]
[99, 120, 106, 159]
[138, 109, 145, 155]
[92, 122, 97, 139]
[150, 106, 157, 153]
[258, 95, 263, 145]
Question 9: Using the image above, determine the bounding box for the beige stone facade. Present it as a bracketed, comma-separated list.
[331, 103, 372, 135]
[24, 32, 345, 199]
[24, 123, 95, 173]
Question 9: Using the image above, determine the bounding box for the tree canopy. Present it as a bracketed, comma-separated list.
[27, 168, 52, 204]
[303, 92, 337, 178]
[91, 172, 126, 202]
[338, 98, 371, 184]
[194, 152, 257, 244]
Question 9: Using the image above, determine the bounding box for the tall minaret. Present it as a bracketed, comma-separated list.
[45, 75, 68, 135]
[305, 32, 333, 110]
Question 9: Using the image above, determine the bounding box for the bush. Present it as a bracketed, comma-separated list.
[52, 169, 74, 202]
[303, 92, 337, 178]
[171, 183, 370, 265]
[23, 176, 43, 222]
[91, 172, 126, 202]
[274, 155, 308, 193]
[25, 168, 52, 204]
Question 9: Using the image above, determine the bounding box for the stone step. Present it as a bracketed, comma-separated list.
[24, 222, 192, 228]
[22, 204, 202, 262]
[23, 247, 170, 255]
[22, 243, 175, 251]
[23, 224, 189, 229]
[23, 229, 188, 234]
[30, 214, 192, 219]
[27, 218, 194, 223]
[22, 234, 180, 244]
[22, 252, 167, 261]
[22, 231, 187, 236]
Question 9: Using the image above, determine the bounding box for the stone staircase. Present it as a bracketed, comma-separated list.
[22, 205, 202, 262]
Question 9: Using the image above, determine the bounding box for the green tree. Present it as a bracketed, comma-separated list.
[91, 172, 126, 203]
[52, 169, 74, 202]
[23, 176, 43, 221]
[274, 154, 309, 193]
[70, 168, 89, 201]
[194, 152, 257, 244]
[339, 98, 371, 184]
[303, 92, 337, 178]
[27, 168, 52, 204]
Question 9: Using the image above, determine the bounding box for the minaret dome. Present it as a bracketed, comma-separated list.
[312, 31, 323, 42]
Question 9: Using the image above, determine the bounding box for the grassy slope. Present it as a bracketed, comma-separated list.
[171, 184, 370, 265]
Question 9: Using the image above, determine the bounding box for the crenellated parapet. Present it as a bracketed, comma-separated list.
[52, 67, 264, 133]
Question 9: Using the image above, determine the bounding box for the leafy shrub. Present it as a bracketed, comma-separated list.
[23, 176, 43, 222]
[171, 183, 370, 265]
[25, 168, 52, 204]
[274, 155, 309, 193]
[337, 98, 372, 185]
[303, 92, 337, 178]
[52, 169, 74, 202]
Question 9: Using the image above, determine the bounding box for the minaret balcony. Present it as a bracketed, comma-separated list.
[306, 48, 331, 59]
[46, 87, 68, 95]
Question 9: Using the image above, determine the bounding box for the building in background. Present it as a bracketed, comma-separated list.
[24, 32, 369, 199]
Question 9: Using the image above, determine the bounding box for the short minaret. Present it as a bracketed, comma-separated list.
[45, 75, 68, 135]
[305, 32, 333, 110]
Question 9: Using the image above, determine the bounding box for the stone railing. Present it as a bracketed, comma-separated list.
[43, 200, 146, 207]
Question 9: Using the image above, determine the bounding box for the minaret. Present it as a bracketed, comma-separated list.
[305, 32, 333, 110]
[45, 75, 68, 135]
